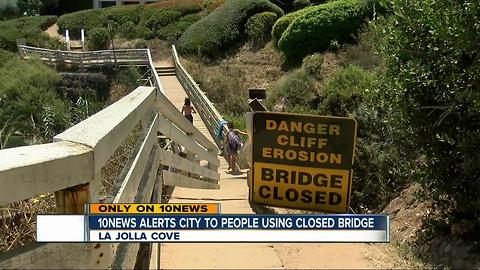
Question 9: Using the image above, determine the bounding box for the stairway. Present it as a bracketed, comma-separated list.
[155, 66, 176, 76]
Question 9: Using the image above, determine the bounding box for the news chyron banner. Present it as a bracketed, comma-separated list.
[250, 112, 357, 212]
[36, 203, 390, 243]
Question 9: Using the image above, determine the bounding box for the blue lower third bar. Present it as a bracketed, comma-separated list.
[88, 214, 389, 231]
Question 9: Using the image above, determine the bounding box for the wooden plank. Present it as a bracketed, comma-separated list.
[0, 141, 93, 204]
[163, 170, 219, 189]
[156, 92, 218, 152]
[113, 113, 158, 203]
[111, 145, 158, 270]
[157, 114, 219, 167]
[157, 147, 219, 180]
[0, 243, 94, 269]
[55, 86, 156, 172]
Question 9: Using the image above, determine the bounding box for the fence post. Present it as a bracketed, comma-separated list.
[54, 183, 89, 214]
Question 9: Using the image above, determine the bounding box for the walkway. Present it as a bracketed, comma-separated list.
[150, 58, 410, 270]
[152, 64, 283, 269]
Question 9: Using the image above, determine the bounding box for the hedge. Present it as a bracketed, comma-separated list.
[178, 0, 283, 58]
[57, 9, 108, 37]
[271, 7, 310, 47]
[58, 5, 147, 37]
[87, 27, 110, 50]
[143, 9, 183, 31]
[277, 0, 375, 58]
[0, 16, 58, 52]
[158, 14, 202, 42]
[246, 12, 278, 46]
[57, 4, 203, 39]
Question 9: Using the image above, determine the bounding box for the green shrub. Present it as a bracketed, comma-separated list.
[245, 11, 278, 47]
[119, 21, 137, 39]
[271, 6, 314, 47]
[0, 5, 21, 20]
[278, 0, 373, 58]
[158, 21, 195, 42]
[57, 9, 107, 37]
[293, 0, 310, 10]
[0, 49, 15, 67]
[302, 53, 323, 79]
[87, 27, 110, 50]
[0, 57, 63, 146]
[178, 0, 283, 58]
[113, 66, 142, 90]
[102, 5, 142, 26]
[375, 0, 480, 221]
[271, 14, 294, 47]
[0, 16, 58, 51]
[266, 69, 316, 109]
[143, 9, 183, 31]
[57, 5, 145, 37]
[178, 4, 203, 15]
[317, 65, 374, 115]
[57, 73, 109, 101]
[202, 0, 227, 12]
[180, 13, 202, 23]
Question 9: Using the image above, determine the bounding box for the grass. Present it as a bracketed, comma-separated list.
[0, 16, 58, 52]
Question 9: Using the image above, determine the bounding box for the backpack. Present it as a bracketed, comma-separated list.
[227, 130, 241, 151]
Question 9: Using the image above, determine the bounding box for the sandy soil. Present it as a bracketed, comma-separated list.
[44, 23, 82, 49]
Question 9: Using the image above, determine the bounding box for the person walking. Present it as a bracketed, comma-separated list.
[181, 97, 196, 124]
[224, 122, 247, 174]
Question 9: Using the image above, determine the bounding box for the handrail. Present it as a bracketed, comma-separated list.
[171, 45, 249, 169]
[171, 45, 226, 145]
[17, 44, 217, 153]
[0, 46, 222, 268]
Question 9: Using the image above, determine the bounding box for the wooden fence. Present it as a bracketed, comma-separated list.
[0, 47, 220, 268]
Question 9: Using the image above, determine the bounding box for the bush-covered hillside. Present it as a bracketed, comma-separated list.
[178, 0, 283, 58]
[277, 0, 374, 59]
[0, 16, 58, 51]
[180, 0, 480, 257]
[56, 3, 206, 46]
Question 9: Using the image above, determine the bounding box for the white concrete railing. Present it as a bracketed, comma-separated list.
[0, 47, 220, 269]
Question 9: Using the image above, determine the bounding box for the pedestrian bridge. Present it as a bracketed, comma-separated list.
[0, 45, 251, 268]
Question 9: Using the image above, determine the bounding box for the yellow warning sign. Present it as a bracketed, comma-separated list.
[249, 112, 357, 213]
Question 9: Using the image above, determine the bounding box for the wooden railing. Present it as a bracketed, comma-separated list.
[18, 45, 150, 66]
[172, 45, 249, 169]
[0, 47, 220, 269]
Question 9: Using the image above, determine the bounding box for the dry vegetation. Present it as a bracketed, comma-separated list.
[181, 42, 284, 101]
[145, 0, 203, 10]
[0, 194, 55, 252]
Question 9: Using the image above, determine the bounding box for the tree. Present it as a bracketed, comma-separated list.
[377, 1, 480, 219]
[17, 0, 42, 16]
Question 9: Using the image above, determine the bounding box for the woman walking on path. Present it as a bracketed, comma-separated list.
[224, 122, 248, 174]
[181, 97, 196, 124]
